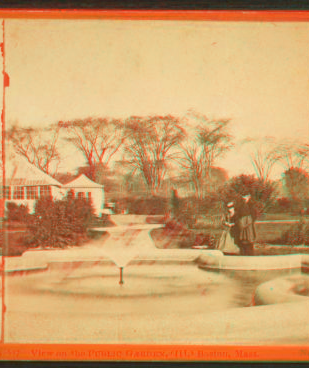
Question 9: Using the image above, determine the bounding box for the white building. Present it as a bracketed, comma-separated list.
[63, 174, 105, 216]
[2, 155, 105, 217]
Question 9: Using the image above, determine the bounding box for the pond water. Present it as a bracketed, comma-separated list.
[4, 259, 303, 343]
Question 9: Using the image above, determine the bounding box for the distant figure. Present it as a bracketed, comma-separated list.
[217, 202, 240, 255]
[235, 194, 256, 256]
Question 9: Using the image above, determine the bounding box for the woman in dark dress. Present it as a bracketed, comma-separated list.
[235, 194, 256, 256]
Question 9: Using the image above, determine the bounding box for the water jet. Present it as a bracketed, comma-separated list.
[119, 267, 124, 285]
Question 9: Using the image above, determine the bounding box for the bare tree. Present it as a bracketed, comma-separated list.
[60, 117, 126, 180]
[298, 143, 309, 166]
[7, 123, 60, 175]
[276, 140, 309, 171]
[177, 113, 233, 198]
[121, 115, 185, 195]
[242, 137, 280, 182]
[177, 140, 205, 198]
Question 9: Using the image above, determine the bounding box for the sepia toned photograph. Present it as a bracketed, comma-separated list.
[0, 10, 309, 361]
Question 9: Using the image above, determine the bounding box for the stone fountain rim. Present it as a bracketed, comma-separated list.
[91, 224, 164, 231]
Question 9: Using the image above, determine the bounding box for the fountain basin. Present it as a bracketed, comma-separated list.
[4, 254, 309, 344]
[92, 224, 163, 231]
[197, 253, 302, 271]
[254, 274, 309, 305]
[109, 214, 149, 226]
[25, 262, 232, 298]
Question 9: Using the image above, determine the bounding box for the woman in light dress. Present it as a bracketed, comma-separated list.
[217, 201, 240, 255]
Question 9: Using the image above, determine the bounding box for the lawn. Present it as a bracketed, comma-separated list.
[255, 222, 293, 243]
[195, 215, 301, 243]
[152, 214, 309, 253]
[259, 213, 304, 221]
[254, 244, 309, 256]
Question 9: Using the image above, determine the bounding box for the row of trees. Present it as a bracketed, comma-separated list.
[243, 137, 309, 182]
[7, 111, 233, 198]
[6, 111, 309, 202]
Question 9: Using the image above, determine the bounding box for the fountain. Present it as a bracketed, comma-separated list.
[91, 214, 163, 285]
[2, 214, 309, 344]
[119, 267, 124, 285]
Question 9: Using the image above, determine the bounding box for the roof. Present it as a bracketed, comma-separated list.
[63, 174, 103, 189]
[4, 154, 62, 186]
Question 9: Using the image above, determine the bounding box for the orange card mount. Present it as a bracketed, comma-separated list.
[1, 9, 309, 362]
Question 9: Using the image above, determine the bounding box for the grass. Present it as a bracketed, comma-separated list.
[194, 216, 300, 243]
[259, 213, 304, 221]
[255, 222, 293, 243]
[254, 244, 309, 256]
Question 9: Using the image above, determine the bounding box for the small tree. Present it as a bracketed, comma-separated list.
[220, 174, 278, 217]
[282, 167, 309, 212]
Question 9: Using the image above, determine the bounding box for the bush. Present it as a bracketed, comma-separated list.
[188, 232, 216, 249]
[219, 174, 278, 218]
[283, 167, 309, 205]
[24, 190, 95, 248]
[269, 197, 293, 213]
[271, 219, 309, 246]
[177, 206, 197, 228]
[196, 193, 221, 215]
[162, 218, 216, 248]
[6, 202, 29, 222]
[1, 230, 32, 257]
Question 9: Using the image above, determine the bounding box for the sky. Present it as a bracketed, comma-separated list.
[3, 19, 309, 178]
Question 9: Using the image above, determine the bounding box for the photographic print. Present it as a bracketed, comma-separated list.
[0, 9, 309, 362]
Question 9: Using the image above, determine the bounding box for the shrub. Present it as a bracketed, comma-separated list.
[1, 231, 32, 257]
[24, 191, 95, 248]
[6, 202, 29, 222]
[177, 208, 197, 229]
[162, 217, 216, 249]
[271, 219, 309, 246]
[196, 193, 221, 215]
[283, 167, 309, 205]
[269, 197, 293, 213]
[219, 174, 278, 218]
[191, 232, 216, 248]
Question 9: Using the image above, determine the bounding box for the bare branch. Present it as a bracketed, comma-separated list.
[60, 117, 127, 180]
[7, 123, 61, 175]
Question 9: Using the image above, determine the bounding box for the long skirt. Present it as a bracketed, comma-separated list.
[217, 230, 240, 255]
[238, 215, 256, 243]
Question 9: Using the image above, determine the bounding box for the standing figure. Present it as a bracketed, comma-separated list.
[217, 202, 240, 255]
[235, 194, 256, 256]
